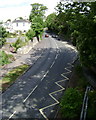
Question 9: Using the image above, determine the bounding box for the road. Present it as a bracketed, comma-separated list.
[6, 36, 25, 43]
[1, 34, 77, 120]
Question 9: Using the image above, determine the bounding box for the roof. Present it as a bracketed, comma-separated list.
[12, 19, 30, 23]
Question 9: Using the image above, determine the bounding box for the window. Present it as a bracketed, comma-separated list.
[23, 22, 25, 26]
[16, 23, 18, 27]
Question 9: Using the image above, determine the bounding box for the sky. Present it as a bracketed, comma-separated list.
[0, 0, 60, 22]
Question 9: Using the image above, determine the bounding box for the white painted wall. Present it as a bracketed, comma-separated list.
[12, 21, 31, 32]
[2, 19, 31, 33]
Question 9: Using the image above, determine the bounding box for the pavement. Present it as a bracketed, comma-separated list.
[0, 37, 40, 79]
[1, 34, 78, 120]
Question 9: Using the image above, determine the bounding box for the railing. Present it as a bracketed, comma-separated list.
[80, 86, 91, 120]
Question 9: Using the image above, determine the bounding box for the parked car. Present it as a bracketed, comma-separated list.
[45, 34, 49, 37]
[57, 37, 60, 41]
[52, 35, 58, 38]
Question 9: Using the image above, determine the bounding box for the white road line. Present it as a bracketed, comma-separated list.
[39, 39, 61, 119]
[45, 70, 49, 76]
[50, 39, 59, 69]
[55, 54, 58, 60]
[67, 63, 74, 67]
[50, 61, 55, 69]
[50, 54, 58, 69]
[39, 44, 77, 119]
[72, 55, 78, 63]
[23, 85, 38, 103]
[64, 68, 72, 73]
[41, 70, 49, 81]
[39, 79, 66, 120]
[39, 109, 49, 120]
[55, 81, 65, 90]
[61, 73, 69, 80]
[39, 42, 77, 119]
[49, 94, 59, 104]
[8, 111, 16, 120]
[41, 39, 60, 80]
[39, 62, 74, 119]
[23, 39, 59, 105]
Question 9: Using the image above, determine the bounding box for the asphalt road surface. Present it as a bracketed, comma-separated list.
[1, 34, 77, 120]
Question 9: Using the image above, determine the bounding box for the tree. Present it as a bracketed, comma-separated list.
[0, 26, 7, 38]
[6, 19, 11, 22]
[48, 1, 96, 71]
[0, 26, 7, 47]
[19, 17, 23, 20]
[29, 3, 47, 21]
[45, 13, 56, 31]
[29, 3, 47, 41]
[26, 29, 35, 41]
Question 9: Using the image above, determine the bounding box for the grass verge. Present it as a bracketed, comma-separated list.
[1, 64, 29, 92]
[0, 50, 15, 67]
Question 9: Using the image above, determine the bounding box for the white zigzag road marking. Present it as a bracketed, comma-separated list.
[39, 80, 65, 120]
[61, 73, 69, 80]
[64, 68, 72, 74]
[39, 62, 73, 120]
[67, 63, 74, 67]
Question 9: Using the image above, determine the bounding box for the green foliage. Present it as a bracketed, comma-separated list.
[75, 65, 89, 89]
[29, 3, 47, 41]
[0, 26, 7, 38]
[0, 38, 6, 47]
[0, 26, 7, 46]
[60, 88, 83, 120]
[0, 22, 3, 24]
[26, 29, 35, 41]
[7, 32, 17, 38]
[29, 3, 47, 22]
[6, 19, 11, 22]
[47, 1, 96, 68]
[71, 30, 79, 46]
[87, 90, 96, 120]
[32, 17, 44, 37]
[12, 37, 23, 51]
[0, 51, 14, 66]
[19, 17, 23, 20]
[2, 64, 29, 91]
[45, 13, 56, 30]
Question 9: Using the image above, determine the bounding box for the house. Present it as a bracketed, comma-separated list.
[2, 21, 13, 33]
[2, 18, 31, 33]
[12, 19, 31, 33]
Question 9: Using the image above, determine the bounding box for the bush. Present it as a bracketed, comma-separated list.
[60, 88, 83, 120]
[0, 26, 7, 47]
[0, 51, 13, 66]
[75, 65, 89, 90]
[7, 32, 17, 38]
[71, 30, 79, 46]
[87, 90, 96, 120]
[12, 37, 23, 52]
[0, 38, 6, 47]
[26, 29, 35, 41]
[0, 26, 7, 38]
